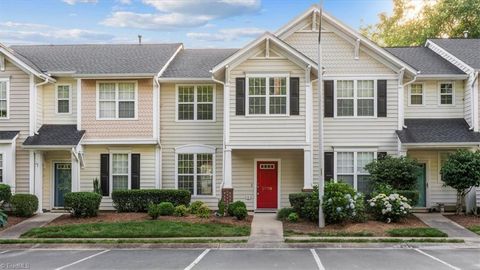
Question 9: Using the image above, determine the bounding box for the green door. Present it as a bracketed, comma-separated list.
[54, 163, 71, 207]
[416, 163, 427, 207]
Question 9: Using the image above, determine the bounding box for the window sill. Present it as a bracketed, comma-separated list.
[175, 119, 216, 123]
[244, 114, 291, 118]
[95, 118, 139, 121]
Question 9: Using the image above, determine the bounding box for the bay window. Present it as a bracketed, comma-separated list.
[335, 80, 375, 117]
[97, 81, 137, 119]
[177, 85, 214, 121]
[336, 151, 376, 194]
[247, 76, 288, 115]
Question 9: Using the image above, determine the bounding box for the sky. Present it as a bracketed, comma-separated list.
[0, 0, 395, 48]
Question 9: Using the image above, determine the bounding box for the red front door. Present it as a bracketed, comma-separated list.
[257, 161, 278, 209]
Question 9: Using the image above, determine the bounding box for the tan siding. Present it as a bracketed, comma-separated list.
[229, 58, 307, 145]
[81, 79, 154, 139]
[232, 149, 303, 210]
[42, 151, 71, 210]
[0, 60, 30, 193]
[404, 80, 465, 119]
[41, 78, 77, 124]
[160, 83, 223, 209]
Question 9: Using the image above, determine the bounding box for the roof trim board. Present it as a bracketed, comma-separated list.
[426, 39, 476, 73]
[157, 44, 184, 78]
[0, 44, 55, 82]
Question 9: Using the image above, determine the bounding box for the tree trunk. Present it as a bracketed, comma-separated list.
[455, 191, 463, 215]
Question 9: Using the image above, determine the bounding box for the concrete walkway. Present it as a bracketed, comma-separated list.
[414, 213, 480, 238]
[0, 213, 62, 239]
[248, 213, 284, 246]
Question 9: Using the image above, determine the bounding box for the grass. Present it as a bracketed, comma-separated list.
[285, 238, 464, 243]
[470, 225, 480, 235]
[386, 228, 448, 237]
[21, 220, 250, 238]
[0, 239, 247, 244]
[284, 229, 373, 237]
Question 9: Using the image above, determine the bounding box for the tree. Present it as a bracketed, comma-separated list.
[440, 150, 480, 215]
[361, 0, 480, 47]
[365, 155, 420, 191]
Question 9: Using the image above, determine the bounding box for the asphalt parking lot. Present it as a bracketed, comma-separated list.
[0, 248, 479, 270]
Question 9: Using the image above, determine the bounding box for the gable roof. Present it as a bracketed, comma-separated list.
[9, 43, 182, 76]
[161, 48, 238, 79]
[428, 39, 480, 70]
[384, 47, 465, 75]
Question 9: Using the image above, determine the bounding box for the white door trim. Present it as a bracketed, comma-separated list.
[253, 158, 281, 210]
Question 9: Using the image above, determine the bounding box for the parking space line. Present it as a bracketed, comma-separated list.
[0, 250, 10, 254]
[54, 249, 110, 270]
[414, 249, 460, 270]
[310, 249, 326, 270]
[184, 249, 210, 270]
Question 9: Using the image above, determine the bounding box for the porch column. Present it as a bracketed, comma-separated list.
[303, 148, 313, 191]
[71, 151, 80, 192]
[33, 151, 43, 213]
[222, 148, 233, 204]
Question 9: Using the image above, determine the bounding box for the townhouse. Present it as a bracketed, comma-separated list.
[0, 5, 479, 212]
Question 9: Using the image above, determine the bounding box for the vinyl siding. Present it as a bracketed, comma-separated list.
[81, 79, 154, 139]
[42, 151, 71, 210]
[0, 60, 30, 193]
[79, 145, 156, 210]
[41, 78, 77, 125]
[160, 83, 223, 209]
[229, 58, 307, 145]
[232, 149, 304, 210]
[404, 80, 465, 119]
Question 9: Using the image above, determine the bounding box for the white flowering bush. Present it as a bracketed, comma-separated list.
[322, 181, 365, 224]
[367, 193, 412, 223]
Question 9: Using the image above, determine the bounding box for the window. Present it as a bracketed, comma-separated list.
[0, 154, 3, 183]
[409, 83, 424, 105]
[439, 82, 454, 105]
[56, 85, 71, 114]
[112, 153, 129, 191]
[335, 80, 375, 117]
[177, 85, 214, 121]
[97, 82, 137, 119]
[247, 76, 288, 115]
[0, 79, 8, 118]
[177, 153, 214, 196]
[336, 151, 376, 194]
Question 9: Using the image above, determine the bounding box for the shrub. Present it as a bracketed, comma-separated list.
[227, 201, 246, 216]
[322, 181, 365, 224]
[174, 205, 188, 217]
[217, 198, 225, 216]
[368, 193, 412, 223]
[287, 212, 299, 223]
[0, 184, 12, 204]
[232, 205, 247, 220]
[301, 185, 321, 222]
[147, 203, 161, 220]
[189, 201, 206, 215]
[64, 192, 102, 217]
[196, 204, 211, 218]
[11, 194, 38, 217]
[396, 190, 419, 206]
[277, 207, 295, 220]
[158, 202, 175, 216]
[365, 155, 421, 190]
[111, 189, 191, 212]
[289, 192, 309, 213]
[0, 209, 7, 227]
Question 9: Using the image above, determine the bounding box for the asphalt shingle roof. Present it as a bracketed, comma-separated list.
[429, 39, 480, 69]
[23, 125, 85, 146]
[384, 47, 465, 75]
[162, 49, 238, 78]
[9, 44, 182, 75]
[396, 119, 480, 144]
[0, 131, 19, 140]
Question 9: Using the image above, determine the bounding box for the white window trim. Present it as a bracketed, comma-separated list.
[0, 78, 10, 120]
[55, 84, 72, 114]
[109, 151, 132, 196]
[96, 81, 138, 120]
[245, 74, 290, 117]
[174, 144, 216, 197]
[175, 84, 216, 122]
[334, 151, 378, 191]
[333, 79, 377, 118]
[408, 83, 425, 106]
[437, 81, 455, 106]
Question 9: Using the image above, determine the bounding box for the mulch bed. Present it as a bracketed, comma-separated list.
[0, 215, 29, 231]
[444, 214, 480, 228]
[47, 211, 252, 227]
[284, 215, 428, 237]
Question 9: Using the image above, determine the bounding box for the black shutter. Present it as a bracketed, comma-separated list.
[324, 80, 334, 117]
[290, 77, 300, 115]
[100, 154, 109, 196]
[377, 152, 388, 160]
[131, 154, 140, 189]
[235, 78, 246, 115]
[324, 152, 334, 181]
[377, 80, 387, 117]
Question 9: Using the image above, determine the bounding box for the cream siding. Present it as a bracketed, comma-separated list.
[79, 145, 156, 210]
[0, 60, 30, 193]
[404, 80, 465, 119]
[229, 58, 307, 145]
[42, 151, 71, 210]
[160, 83, 223, 208]
[232, 149, 304, 210]
[41, 78, 77, 125]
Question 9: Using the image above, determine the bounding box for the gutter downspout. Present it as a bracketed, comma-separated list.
[470, 71, 479, 131]
[211, 69, 227, 191]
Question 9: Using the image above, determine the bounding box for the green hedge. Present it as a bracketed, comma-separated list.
[396, 190, 419, 206]
[11, 194, 38, 217]
[112, 189, 191, 212]
[288, 192, 309, 213]
[64, 192, 102, 217]
[227, 201, 246, 216]
[0, 184, 12, 204]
